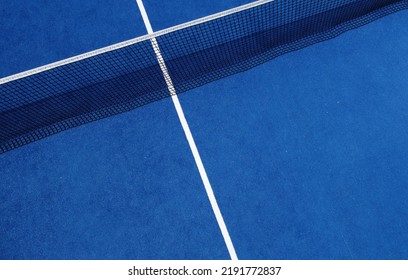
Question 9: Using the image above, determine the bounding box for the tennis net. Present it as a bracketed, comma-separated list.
[1, 0, 407, 154]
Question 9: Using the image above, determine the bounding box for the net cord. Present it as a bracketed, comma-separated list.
[0, 0, 274, 85]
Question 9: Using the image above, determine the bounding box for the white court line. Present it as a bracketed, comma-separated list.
[135, 0, 238, 260]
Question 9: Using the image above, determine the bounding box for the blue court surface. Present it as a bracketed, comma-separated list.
[1, 0, 408, 260]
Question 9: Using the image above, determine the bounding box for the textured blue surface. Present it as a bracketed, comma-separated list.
[0, 0, 145, 77]
[143, 0, 252, 30]
[1, 0, 408, 259]
[177, 10, 408, 259]
[0, 100, 230, 259]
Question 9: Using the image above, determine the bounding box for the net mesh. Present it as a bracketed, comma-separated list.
[1, 0, 407, 154]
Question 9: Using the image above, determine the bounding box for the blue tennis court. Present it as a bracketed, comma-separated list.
[1, 0, 408, 260]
